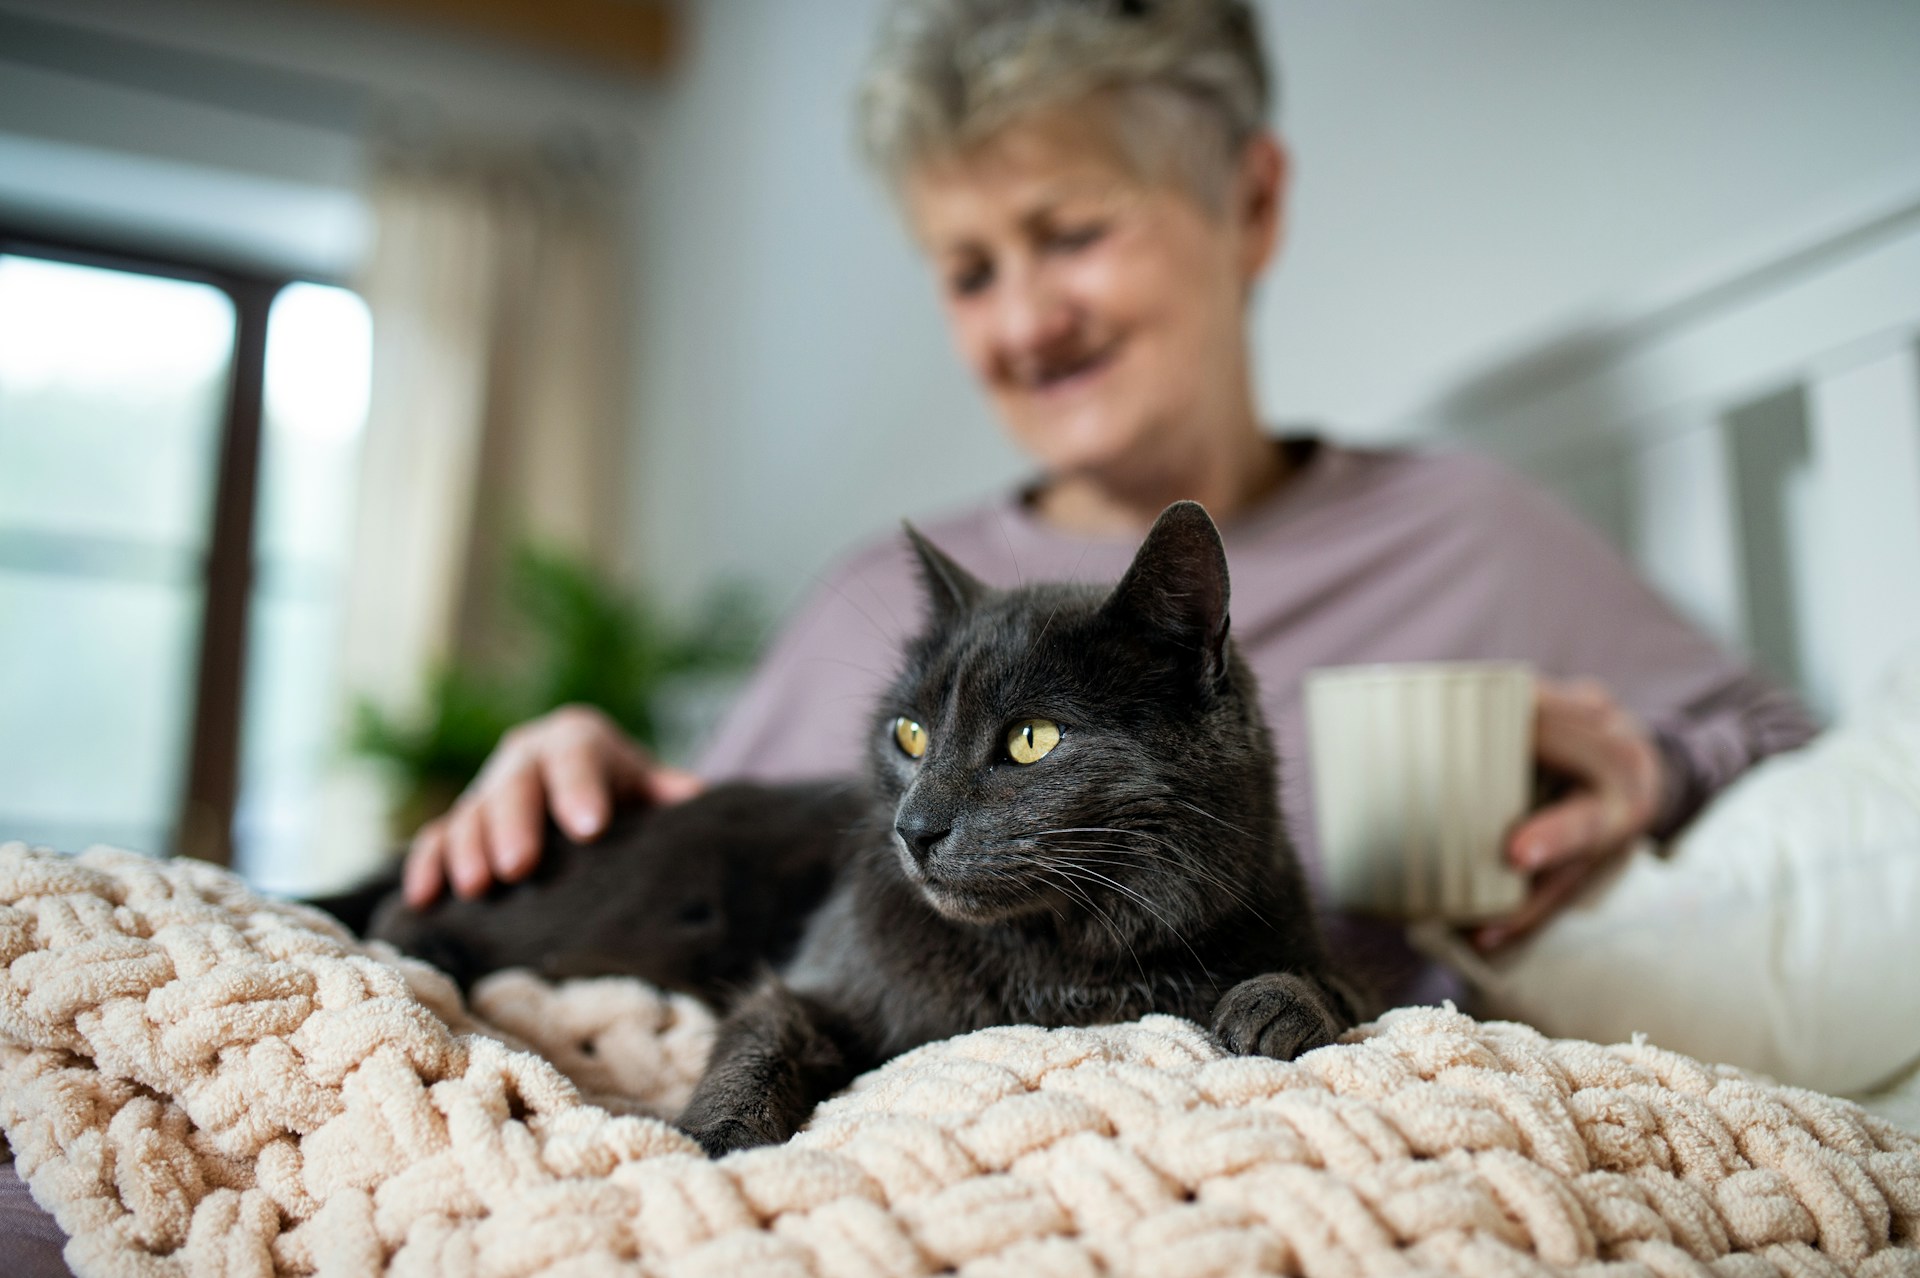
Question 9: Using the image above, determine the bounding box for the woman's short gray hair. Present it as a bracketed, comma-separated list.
[858, 0, 1273, 209]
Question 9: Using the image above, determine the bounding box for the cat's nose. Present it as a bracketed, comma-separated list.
[894, 813, 951, 862]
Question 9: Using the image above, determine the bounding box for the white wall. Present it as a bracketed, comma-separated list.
[1267, 1, 1920, 429]
[5, 0, 1920, 620]
[627, 0, 1920, 617]
[623, 0, 1019, 616]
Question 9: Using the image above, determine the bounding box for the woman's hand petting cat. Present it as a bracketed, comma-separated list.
[1470, 677, 1667, 952]
[402, 704, 705, 908]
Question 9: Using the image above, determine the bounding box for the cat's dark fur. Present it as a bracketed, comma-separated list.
[359, 782, 864, 994]
[359, 502, 1356, 1157]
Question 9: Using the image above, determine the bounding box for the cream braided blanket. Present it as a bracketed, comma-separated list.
[2, 844, 1917, 1278]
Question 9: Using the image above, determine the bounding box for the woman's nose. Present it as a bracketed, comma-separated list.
[990, 266, 1078, 368]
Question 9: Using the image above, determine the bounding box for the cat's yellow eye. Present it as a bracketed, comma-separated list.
[1007, 718, 1062, 765]
[893, 717, 928, 760]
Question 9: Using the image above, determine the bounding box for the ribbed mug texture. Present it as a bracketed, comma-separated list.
[1306, 662, 1533, 922]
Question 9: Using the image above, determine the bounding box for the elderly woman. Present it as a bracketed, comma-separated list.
[403, 0, 1813, 1001]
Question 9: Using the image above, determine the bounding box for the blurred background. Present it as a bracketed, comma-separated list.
[2, 0, 1918, 896]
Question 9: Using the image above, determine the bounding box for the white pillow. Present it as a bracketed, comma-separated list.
[1420, 645, 1920, 1097]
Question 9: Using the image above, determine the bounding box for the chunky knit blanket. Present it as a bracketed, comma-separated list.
[2, 844, 1917, 1278]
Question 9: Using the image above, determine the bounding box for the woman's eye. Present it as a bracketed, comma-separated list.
[1048, 223, 1106, 253]
[893, 716, 928, 759]
[1007, 718, 1062, 765]
[950, 261, 992, 297]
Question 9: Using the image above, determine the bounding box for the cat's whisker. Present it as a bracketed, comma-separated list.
[811, 566, 904, 646]
[1043, 860, 1216, 983]
[1019, 823, 1222, 863]
[1049, 853, 1258, 951]
[1016, 823, 1276, 925]
[1046, 862, 1214, 999]
[1043, 841, 1274, 926]
[1047, 871, 1156, 988]
[1052, 852, 1213, 921]
[1164, 797, 1257, 840]
[1051, 849, 1247, 920]
[1032, 863, 1151, 988]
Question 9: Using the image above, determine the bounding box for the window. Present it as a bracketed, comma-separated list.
[236, 284, 372, 887]
[0, 234, 369, 882]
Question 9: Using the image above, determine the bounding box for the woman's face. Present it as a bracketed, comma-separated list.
[905, 107, 1282, 482]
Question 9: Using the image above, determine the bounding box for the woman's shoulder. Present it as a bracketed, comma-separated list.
[814, 502, 990, 583]
[818, 496, 1030, 595]
[1325, 439, 1528, 496]
[1301, 439, 1548, 530]
[781, 498, 1014, 643]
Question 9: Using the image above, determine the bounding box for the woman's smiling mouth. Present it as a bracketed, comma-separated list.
[1024, 338, 1123, 395]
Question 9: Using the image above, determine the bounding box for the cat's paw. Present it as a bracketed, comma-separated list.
[676, 1095, 798, 1158]
[1211, 972, 1348, 1060]
[677, 1114, 780, 1159]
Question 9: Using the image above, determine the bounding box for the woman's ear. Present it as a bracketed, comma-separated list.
[1236, 132, 1288, 287]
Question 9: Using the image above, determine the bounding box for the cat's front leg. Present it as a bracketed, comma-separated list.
[1211, 971, 1356, 1060]
[677, 978, 865, 1158]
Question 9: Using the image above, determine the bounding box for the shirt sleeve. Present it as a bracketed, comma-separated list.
[694, 536, 921, 783]
[1472, 459, 1819, 836]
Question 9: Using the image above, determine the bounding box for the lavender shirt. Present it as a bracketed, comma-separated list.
[698, 439, 1817, 1001]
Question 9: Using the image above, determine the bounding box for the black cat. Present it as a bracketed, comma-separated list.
[360, 782, 863, 995]
[358, 501, 1357, 1157]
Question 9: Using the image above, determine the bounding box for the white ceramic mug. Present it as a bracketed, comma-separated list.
[1305, 662, 1534, 922]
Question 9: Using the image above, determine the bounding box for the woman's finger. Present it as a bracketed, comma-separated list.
[481, 766, 547, 882]
[404, 706, 702, 913]
[1534, 712, 1641, 789]
[445, 804, 494, 899]
[644, 764, 706, 806]
[541, 736, 617, 840]
[403, 821, 448, 909]
[1506, 791, 1617, 870]
[1532, 680, 1662, 819]
[1471, 857, 1602, 952]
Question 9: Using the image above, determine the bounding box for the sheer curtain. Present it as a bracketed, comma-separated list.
[304, 136, 631, 890]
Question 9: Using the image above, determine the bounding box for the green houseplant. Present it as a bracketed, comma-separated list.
[353, 546, 763, 835]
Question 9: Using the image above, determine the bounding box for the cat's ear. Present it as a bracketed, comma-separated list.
[1103, 501, 1232, 687]
[903, 522, 987, 625]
